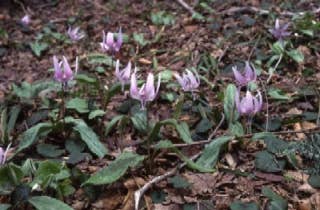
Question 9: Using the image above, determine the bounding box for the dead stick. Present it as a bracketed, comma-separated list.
[175, 0, 196, 15]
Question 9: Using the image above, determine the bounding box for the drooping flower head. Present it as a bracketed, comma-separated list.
[21, 14, 30, 25]
[232, 61, 257, 87]
[0, 144, 11, 165]
[115, 60, 132, 91]
[269, 19, 291, 41]
[130, 72, 161, 109]
[174, 69, 200, 93]
[67, 26, 85, 42]
[53, 56, 78, 86]
[235, 90, 263, 116]
[100, 28, 123, 53]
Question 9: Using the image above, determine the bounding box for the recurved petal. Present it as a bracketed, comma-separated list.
[130, 73, 139, 99]
[106, 32, 114, 47]
[122, 61, 132, 80]
[145, 73, 155, 100]
[62, 56, 73, 80]
[244, 61, 256, 81]
[232, 66, 246, 85]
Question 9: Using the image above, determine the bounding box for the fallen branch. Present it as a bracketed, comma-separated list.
[175, 0, 197, 15]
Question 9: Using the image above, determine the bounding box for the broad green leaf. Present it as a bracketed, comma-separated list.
[151, 11, 175, 25]
[89, 110, 106, 120]
[149, 119, 193, 144]
[229, 122, 244, 136]
[131, 110, 148, 133]
[29, 42, 48, 57]
[84, 152, 144, 185]
[223, 84, 238, 124]
[168, 175, 191, 189]
[262, 187, 288, 210]
[308, 175, 320, 188]
[0, 204, 11, 210]
[66, 98, 89, 113]
[271, 42, 284, 55]
[230, 201, 259, 210]
[7, 105, 21, 134]
[67, 118, 107, 158]
[151, 190, 167, 204]
[268, 88, 290, 100]
[76, 74, 97, 84]
[105, 115, 126, 136]
[196, 136, 233, 169]
[17, 122, 53, 153]
[87, 53, 113, 66]
[154, 140, 214, 172]
[36, 144, 64, 158]
[133, 33, 148, 47]
[195, 118, 213, 134]
[28, 196, 73, 210]
[255, 151, 285, 172]
[0, 163, 24, 188]
[287, 49, 304, 63]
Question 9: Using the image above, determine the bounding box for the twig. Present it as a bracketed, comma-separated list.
[267, 53, 283, 84]
[175, 0, 197, 15]
[217, 6, 319, 17]
[134, 152, 201, 210]
[134, 114, 224, 209]
[172, 127, 320, 148]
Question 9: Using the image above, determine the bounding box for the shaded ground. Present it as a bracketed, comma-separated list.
[0, 0, 320, 210]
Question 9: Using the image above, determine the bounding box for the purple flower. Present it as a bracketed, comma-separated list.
[130, 72, 161, 109]
[232, 61, 256, 86]
[53, 56, 78, 86]
[174, 69, 200, 93]
[67, 27, 85, 41]
[0, 144, 11, 165]
[21, 14, 30, 25]
[269, 19, 291, 41]
[115, 60, 132, 91]
[100, 28, 123, 53]
[235, 90, 263, 116]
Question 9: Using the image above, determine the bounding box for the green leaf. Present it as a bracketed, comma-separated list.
[0, 163, 24, 190]
[287, 49, 304, 63]
[66, 98, 89, 113]
[151, 11, 175, 25]
[168, 175, 191, 189]
[105, 115, 126, 136]
[229, 122, 244, 136]
[17, 122, 53, 153]
[268, 88, 290, 100]
[36, 144, 64, 158]
[223, 84, 239, 124]
[196, 136, 233, 169]
[131, 110, 148, 133]
[271, 42, 284, 55]
[88, 110, 106, 120]
[230, 201, 259, 210]
[195, 118, 213, 134]
[262, 187, 288, 210]
[308, 175, 320, 188]
[151, 190, 167, 204]
[29, 41, 48, 57]
[154, 140, 213, 172]
[84, 152, 144, 185]
[0, 204, 11, 210]
[149, 119, 193, 144]
[255, 151, 286, 172]
[66, 117, 107, 158]
[76, 74, 97, 84]
[7, 105, 21, 134]
[87, 53, 113, 66]
[28, 196, 73, 210]
[133, 33, 148, 47]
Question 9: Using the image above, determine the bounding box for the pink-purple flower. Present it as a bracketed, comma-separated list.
[235, 90, 263, 116]
[174, 69, 200, 93]
[269, 19, 291, 41]
[53, 56, 78, 86]
[232, 61, 256, 86]
[67, 26, 85, 41]
[21, 14, 30, 25]
[100, 28, 123, 53]
[130, 72, 161, 109]
[0, 144, 11, 165]
[115, 60, 132, 91]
